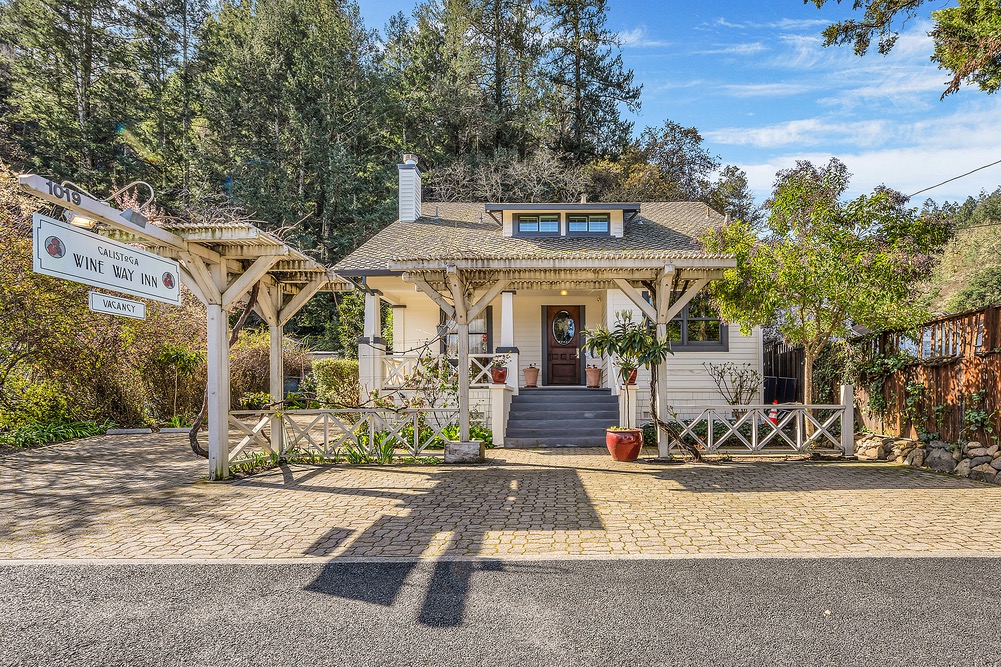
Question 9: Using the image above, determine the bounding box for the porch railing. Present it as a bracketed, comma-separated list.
[667, 402, 850, 455]
[383, 353, 503, 389]
[229, 408, 462, 460]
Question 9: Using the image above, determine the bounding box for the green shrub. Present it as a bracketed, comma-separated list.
[313, 358, 360, 407]
[0, 374, 72, 430]
[641, 422, 657, 446]
[0, 420, 110, 448]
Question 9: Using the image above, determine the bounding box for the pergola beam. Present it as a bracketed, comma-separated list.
[278, 276, 328, 326]
[222, 251, 287, 309]
[403, 272, 455, 318]
[468, 278, 509, 321]
[612, 278, 656, 321]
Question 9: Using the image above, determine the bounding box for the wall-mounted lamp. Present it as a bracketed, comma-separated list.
[560, 289, 568, 296]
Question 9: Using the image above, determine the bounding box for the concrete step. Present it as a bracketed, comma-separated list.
[507, 416, 618, 429]
[508, 402, 617, 413]
[504, 436, 609, 448]
[506, 427, 613, 439]
[511, 395, 618, 405]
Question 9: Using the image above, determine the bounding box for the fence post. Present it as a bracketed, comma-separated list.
[840, 384, 855, 456]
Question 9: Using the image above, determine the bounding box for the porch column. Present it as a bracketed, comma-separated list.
[206, 301, 230, 481]
[447, 268, 471, 442]
[358, 291, 385, 398]
[497, 290, 518, 394]
[391, 305, 406, 353]
[269, 322, 284, 454]
[500, 290, 515, 348]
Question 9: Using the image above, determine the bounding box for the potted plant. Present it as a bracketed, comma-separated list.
[585, 364, 602, 388]
[583, 311, 673, 459]
[605, 425, 644, 461]
[523, 363, 539, 388]
[619, 358, 638, 385]
[489, 354, 510, 384]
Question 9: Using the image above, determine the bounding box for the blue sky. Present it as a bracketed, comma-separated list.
[356, 0, 1001, 205]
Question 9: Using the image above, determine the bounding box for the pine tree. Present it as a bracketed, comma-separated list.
[542, 0, 641, 163]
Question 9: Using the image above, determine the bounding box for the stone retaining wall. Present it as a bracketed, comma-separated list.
[856, 434, 1001, 484]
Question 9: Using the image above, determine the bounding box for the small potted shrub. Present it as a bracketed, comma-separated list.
[583, 312, 673, 460]
[605, 425, 644, 461]
[490, 354, 510, 384]
[619, 359, 638, 385]
[523, 363, 539, 388]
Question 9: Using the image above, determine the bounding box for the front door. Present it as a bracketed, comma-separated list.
[546, 306, 581, 385]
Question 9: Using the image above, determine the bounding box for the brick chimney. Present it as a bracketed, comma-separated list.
[398, 154, 422, 222]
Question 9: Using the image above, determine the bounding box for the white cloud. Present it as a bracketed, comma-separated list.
[712, 17, 830, 31]
[734, 104, 1001, 203]
[618, 26, 670, 48]
[696, 42, 768, 56]
[706, 119, 890, 149]
[719, 82, 815, 98]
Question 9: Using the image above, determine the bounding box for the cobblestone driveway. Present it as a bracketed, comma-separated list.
[2, 434, 1001, 561]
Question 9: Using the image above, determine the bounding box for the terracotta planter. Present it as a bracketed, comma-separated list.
[585, 366, 602, 388]
[625, 368, 638, 385]
[491, 367, 508, 384]
[605, 429, 643, 461]
[523, 366, 540, 388]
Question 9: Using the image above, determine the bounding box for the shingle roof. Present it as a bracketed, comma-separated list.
[334, 202, 725, 275]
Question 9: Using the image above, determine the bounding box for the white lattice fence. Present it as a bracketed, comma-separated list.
[668, 404, 850, 454]
[229, 408, 463, 459]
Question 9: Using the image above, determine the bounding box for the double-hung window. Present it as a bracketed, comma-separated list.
[516, 214, 559, 236]
[666, 293, 728, 351]
[567, 214, 609, 235]
[439, 308, 492, 356]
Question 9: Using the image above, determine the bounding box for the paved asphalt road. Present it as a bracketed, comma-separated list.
[2, 558, 1000, 666]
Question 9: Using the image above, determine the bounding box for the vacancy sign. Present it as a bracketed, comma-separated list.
[88, 292, 147, 320]
[33, 213, 181, 305]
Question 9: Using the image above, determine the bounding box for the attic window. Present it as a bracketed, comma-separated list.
[567, 214, 610, 235]
[516, 214, 559, 236]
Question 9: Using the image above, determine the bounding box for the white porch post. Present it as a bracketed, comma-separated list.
[269, 322, 284, 454]
[206, 302, 230, 480]
[498, 290, 518, 394]
[500, 290, 515, 348]
[391, 305, 406, 353]
[840, 384, 855, 456]
[358, 291, 385, 398]
[447, 268, 471, 442]
[655, 267, 676, 458]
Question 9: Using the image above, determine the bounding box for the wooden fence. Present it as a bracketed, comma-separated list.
[858, 306, 1001, 442]
[764, 305, 1001, 442]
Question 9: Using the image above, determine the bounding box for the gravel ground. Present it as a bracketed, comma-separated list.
[2, 557, 1001, 666]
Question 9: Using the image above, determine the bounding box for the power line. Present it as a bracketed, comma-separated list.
[909, 158, 1001, 198]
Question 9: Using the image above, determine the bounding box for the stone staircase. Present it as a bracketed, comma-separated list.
[504, 388, 619, 447]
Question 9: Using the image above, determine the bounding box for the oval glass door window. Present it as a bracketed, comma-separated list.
[553, 310, 575, 346]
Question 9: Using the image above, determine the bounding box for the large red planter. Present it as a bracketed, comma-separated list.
[605, 428, 643, 461]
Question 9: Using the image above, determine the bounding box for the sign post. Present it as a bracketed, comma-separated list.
[33, 213, 181, 305]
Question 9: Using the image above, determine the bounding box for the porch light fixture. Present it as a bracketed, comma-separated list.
[560, 289, 568, 296]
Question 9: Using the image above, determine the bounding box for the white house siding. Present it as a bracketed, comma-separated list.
[604, 289, 763, 418]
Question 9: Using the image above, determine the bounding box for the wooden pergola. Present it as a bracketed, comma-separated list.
[19, 175, 351, 479]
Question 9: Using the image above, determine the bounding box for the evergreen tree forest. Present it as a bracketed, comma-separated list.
[0, 0, 759, 262]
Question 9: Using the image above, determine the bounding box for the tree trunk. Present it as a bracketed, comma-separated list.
[188, 282, 262, 458]
[649, 362, 701, 461]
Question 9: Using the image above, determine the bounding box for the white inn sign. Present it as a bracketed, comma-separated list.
[33, 213, 181, 305]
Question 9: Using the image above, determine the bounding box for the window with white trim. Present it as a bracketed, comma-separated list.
[516, 214, 559, 236]
[567, 213, 609, 235]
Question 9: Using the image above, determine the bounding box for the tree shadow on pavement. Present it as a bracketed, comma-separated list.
[303, 464, 601, 627]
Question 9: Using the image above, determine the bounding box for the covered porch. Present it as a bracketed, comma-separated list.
[356, 256, 735, 454]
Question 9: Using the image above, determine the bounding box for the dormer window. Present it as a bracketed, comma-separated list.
[516, 214, 559, 236]
[567, 214, 610, 235]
